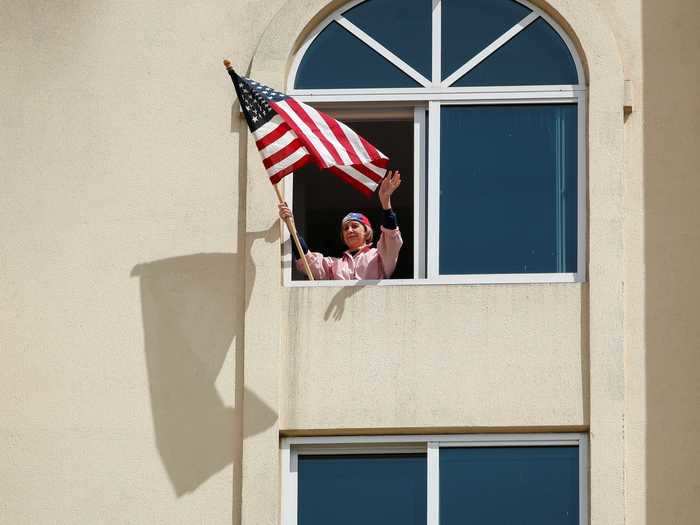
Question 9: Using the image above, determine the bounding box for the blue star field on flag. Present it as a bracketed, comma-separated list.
[233, 75, 287, 132]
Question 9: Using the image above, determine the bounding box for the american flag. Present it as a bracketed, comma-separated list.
[226, 67, 389, 196]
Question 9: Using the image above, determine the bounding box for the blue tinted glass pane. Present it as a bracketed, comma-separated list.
[440, 104, 578, 274]
[298, 454, 427, 525]
[442, 0, 531, 81]
[294, 21, 421, 88]
[343, 0, 432, 79]
[454, 17, 579, 86]
[440, 447, 579, 525]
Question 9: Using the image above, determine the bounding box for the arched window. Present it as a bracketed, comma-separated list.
[286, 0, 585, 284]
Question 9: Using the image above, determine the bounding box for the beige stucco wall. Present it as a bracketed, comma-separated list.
[282, 284, 586, 430]
[3, 0, 698, 524]
[0, 0, 281, 523]
[643, 1, 700, 523]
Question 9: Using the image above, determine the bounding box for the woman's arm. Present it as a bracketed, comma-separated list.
[278, 202, 331, 280]
[376, 171, 403, 277]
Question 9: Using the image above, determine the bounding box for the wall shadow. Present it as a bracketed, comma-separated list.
[324, 285, 365, 321]
[131, 248, 278, 498]
[127, 77, 285, 520]
[643, 0, 700, 522]
[128, 95, 284, 504]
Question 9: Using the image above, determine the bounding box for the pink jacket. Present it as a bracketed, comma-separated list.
[296, 226, 403, 280]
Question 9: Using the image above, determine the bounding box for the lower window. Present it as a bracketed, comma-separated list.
[282, 434, 587, 525]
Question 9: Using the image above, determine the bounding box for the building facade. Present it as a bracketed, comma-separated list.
[1, 0, 699, 523]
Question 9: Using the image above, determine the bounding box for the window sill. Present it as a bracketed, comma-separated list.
[285, 273, 583, 287]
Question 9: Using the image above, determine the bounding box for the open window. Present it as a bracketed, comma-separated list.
[285, 0, 586, 285]
[290, 108, 424, 281]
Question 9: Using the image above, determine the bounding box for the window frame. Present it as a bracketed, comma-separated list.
[283, 0, 587, 287]
[283, 104, 427, 284]
[281, 432, 589, 525]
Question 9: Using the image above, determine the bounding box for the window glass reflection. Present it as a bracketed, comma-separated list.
[440, 446, 579, 525]
[440, 104, 578, 274]
[298, 454, 427, 525]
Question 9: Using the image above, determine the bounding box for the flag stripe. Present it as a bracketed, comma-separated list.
[360, 135, 388, 160]
[262, 139, 305, 169]
[253, 115, 287, 148]
[272, 100, 336, 167]
[288, 100, 344, 165]
[329, 167, 375, 197]
[350, 163, 384, 183]
[265, 146, 311, 176]
[318, 112, 364, 166]
[337, 119, 374, 164]
[269, 156, 312, 184]
[259, 130, 297, 159]
[364, 161, 388, 177]
[295, 102, 353, 165]
[336, 165, 381, 190]
[372, 158, 390, 168]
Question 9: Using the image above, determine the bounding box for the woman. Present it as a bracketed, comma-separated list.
[279, 170, 403, 280]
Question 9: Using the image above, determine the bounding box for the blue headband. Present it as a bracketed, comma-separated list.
[341, 212, 371, 228]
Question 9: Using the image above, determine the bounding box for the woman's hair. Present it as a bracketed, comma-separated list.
[362, 225, 374, 244]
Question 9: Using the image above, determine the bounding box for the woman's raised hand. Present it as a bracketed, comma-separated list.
[378, 170, 401, 210]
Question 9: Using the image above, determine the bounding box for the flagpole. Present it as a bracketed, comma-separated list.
[223, 59, 315, 281]
[273, 184, 315, 281]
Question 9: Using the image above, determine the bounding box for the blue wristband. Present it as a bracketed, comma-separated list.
[382, 208, 398, 230]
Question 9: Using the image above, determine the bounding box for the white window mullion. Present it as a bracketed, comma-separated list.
[289, 85, 585, 97]
[579, 435, 589, 525]
[442, 12, 540, 87]
[427, 442, 440, 525]
[335, 17, 432, 87]
[427, 101, 441, 278]
[281, 442, 298, 525]
[577, 93, 587, 282]
[431, 0, 441, 86]
[290, 90, 580, 104]
[414, 106, 427, 279]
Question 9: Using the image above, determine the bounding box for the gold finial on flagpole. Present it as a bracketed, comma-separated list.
[223, 59, 233, 70]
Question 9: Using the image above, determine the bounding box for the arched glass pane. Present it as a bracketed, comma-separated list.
[453, 17, 579, 86]
[343, 0, 432, 79]
[440, 104, 578, 275]
[294, 21, 421, 89]
[442, 0, 532, 81]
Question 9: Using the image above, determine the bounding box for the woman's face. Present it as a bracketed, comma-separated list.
[342, 220, 367, 250]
